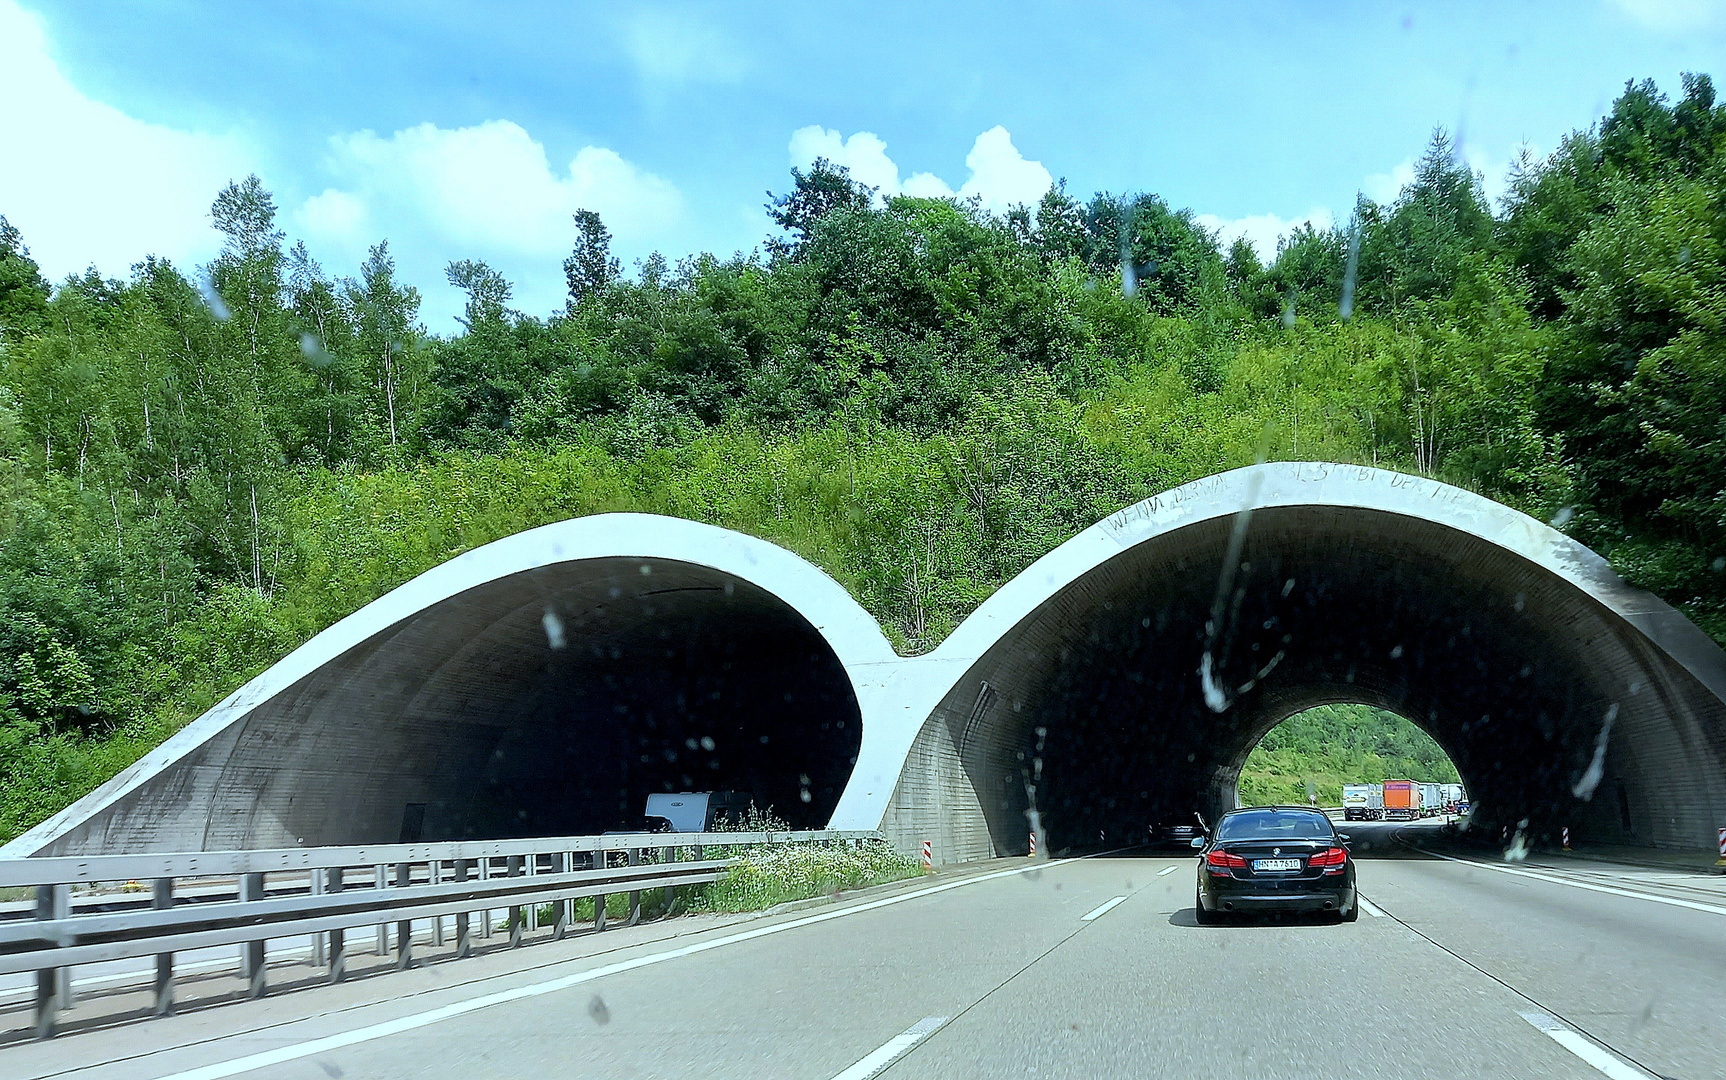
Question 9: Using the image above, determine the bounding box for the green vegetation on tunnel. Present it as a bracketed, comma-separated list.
[1238, 704, 1461, 808]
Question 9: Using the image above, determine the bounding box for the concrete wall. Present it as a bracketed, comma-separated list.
[8, 463, 1724, 862]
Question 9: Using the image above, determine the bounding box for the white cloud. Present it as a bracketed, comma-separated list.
[1364, 160, 1416, 204]
[956, 126, 1054, 213]
[1606, 0, 1726, 32]
[622, 9, 748, 84]
[296, 119, 684, 326]
[1194, 208, 1335, 261]
[786, 124, 1051, 214]
[0, 0, 257, 281]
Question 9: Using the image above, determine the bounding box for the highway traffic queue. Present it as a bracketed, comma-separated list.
[1341, 781, 1466, 821]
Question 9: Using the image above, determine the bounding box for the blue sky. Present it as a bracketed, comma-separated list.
[4, 1, 1724, 330]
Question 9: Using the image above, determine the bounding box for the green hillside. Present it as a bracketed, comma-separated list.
[1, 77, 1724, 842]
[1238, 705, 1461, 808]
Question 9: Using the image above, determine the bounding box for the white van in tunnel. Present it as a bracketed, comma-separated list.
[645, 792, 757, 833]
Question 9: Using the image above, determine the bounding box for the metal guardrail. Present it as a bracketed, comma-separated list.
[0, 829, 880, 1039]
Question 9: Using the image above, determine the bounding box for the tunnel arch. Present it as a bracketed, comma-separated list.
[10, 515, 897, 855]
[872, 463, 1726, 861]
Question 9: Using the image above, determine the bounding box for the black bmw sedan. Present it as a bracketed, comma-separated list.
[1193, 807, 1358, 923]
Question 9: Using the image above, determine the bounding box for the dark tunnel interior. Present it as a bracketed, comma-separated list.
[427, 560, 864, 839]
[954, 507, 1657, 854]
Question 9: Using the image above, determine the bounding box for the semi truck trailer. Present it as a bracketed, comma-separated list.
[1382, 779, 1420, 821]
[1342, 784, 1384, 821]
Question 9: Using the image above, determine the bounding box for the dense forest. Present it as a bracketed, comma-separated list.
[1238, 705, 1461, 808]
[1, 76, 1723, 843]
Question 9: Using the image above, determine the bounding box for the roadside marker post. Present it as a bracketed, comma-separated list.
[1716, 827, 1725, 870]
[1027, 831, 1037, 857]
[921, 840, 932, 873]
[1561, 826, 1571, 851]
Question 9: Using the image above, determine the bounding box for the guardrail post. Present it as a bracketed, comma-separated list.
[627, 848, 641, 926]
[480, 858, 493, 938]
[153, 877, 174, 1016]
[374, 864, 389, 956]
[326, 867, 346, 983]
[394, 862, 414, 969]
[238, 872, 266, 998]
[526, 854, 539, 932]
[34, 883, 69, 1039]
[430, 861, 444, 947]
[593, 849, 607, 933]
[309, 870, 326, 967]
[453, 859, 473, 958]
[552, 853, 570, 940]
[507, 855, 524, 948]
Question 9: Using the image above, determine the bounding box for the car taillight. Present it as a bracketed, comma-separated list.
[1309, 847, 1348, 874]
[1206, 850, 1247, 873]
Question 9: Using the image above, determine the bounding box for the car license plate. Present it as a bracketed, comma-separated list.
[1254, 858, 1301, 872]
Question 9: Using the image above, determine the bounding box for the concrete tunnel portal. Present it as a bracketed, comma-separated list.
[8, 464, 1726, 862]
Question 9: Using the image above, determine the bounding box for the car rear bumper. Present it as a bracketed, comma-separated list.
[1200, 881, 1354, 914]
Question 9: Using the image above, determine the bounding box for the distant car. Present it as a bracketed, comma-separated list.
[1193, 806, 1358, 923]
[1148, 822, 1200, 846]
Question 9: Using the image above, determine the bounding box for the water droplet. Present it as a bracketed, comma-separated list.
[699, 736, 716, 751]
[542, 609, 565, 650]
[587, 994, 610, 1025]
[638, 563, 652, 576]
[1550, 506, 1575, 528]
[1389, 644, 1404, 659]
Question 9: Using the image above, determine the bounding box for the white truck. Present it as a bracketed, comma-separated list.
[1441, 783, 1465, 812]
[1418, 783, 1446, 819]
[1342, 784, 1383, 821]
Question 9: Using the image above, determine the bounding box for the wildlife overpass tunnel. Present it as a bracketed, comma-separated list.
[7, 464, 1725, 862]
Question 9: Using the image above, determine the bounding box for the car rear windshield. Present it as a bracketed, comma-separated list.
[1215, 809, 1334, 841]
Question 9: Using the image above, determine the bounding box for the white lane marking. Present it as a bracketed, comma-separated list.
[1080, 896, 1127, 921]
[1156, 866, 1179, 877]
[1423, 849, 1726, 917]
[1356, 895, 1386, 918]
[1519, 1011, 1656, 1080]
[145, 860, 1063, 1080]
[829, 1016, 946, 1080]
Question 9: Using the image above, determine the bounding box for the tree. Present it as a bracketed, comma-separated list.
[563, 210, 619, 313]
[448, 259, 513, 329]
[765, 158, 874, 256]
[346, 242, 422, 448]
[0, 217, 51, 341]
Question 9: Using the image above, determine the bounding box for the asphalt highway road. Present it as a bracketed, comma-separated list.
[5, 821, 1722, 1080]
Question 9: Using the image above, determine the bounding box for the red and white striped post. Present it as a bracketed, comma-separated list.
[1561, 826, 1571, 851]
[921, 839, 932, 873]
[1027, 831, 1037, 857]
[1716, 827, 1725, 869]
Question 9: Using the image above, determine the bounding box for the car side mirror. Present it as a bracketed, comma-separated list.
[1189, 836, 1205, 850]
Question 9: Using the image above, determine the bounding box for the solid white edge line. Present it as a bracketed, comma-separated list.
[829, 1015, 947, 1080]
[1079, 896, 1127, 921]
[1356, 895, 1386, 918]
[144, 860, 1063, 1080]
[1519, 1011, 1657, 1080]
[1156, 866, 1179, 876]
[1422, 849, 1726, 917]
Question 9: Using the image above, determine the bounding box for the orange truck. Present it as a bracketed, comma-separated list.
[1382, 779, 1420, 821]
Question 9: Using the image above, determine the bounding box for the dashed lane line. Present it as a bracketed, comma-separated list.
[1156, 866, 1179, 877]
[1519, 1011, 1657, 1080]
[1079, 896, 1127, 921]
[829, 1016, 947, 1080]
